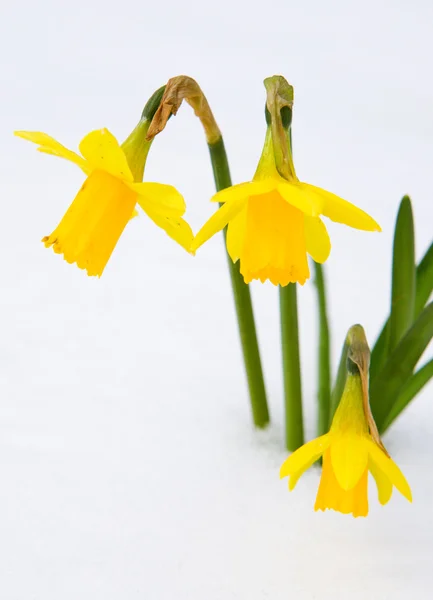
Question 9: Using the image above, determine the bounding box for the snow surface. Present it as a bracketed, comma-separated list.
[1, 0, 433, 598]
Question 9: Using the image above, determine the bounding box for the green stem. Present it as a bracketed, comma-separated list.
[208, 138, 269, 428]
[329, 339, 349, 425]
[314, 263, 331, 436]
[280, 284, 304, 450]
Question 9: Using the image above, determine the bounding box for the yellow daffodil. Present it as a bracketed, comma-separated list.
[15, 115, 192, 276]
[280, 327, 412, 517]
[192, 126, 380, 287]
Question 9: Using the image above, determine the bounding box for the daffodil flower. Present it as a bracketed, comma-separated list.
[280, 363, 412, 518]
[15, 120, 193, 276]
[192, 127, 381, 286]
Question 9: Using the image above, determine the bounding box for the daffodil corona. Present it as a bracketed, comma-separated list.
[192, 126, 381, 286]
[280, 349, 412, 517]
[15, 108, 192, 276]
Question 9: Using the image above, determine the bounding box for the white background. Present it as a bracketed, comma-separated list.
[1, 0, 432, 598]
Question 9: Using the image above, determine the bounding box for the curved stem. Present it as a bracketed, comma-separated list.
[208, 138, 269, 428]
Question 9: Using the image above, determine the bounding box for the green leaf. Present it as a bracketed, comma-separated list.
[381, 358, 433, 432]
[388, 196, 416, 352]
[415, 241, 433, 316]
[370, 302, 433, 432]
[371, 237, 433, 382]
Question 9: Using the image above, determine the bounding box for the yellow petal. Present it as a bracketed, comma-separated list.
[79, 128, 133, 183]
[210, 180, 276, 203]
[192, 194, 248, 252]
[278, 182, 318, 216]
[14, 130, 89, 173]
[369, 457, 393, 505]
[131, 182, 186, 217]
[226, 207, 247, 263]
[304, 216, 331, 263]
[288, 454, 321, 491]
[280, 434, 330, 479]
[330, 435, 369, 491]
[367, 441, 412, 502]
[140, 204, 193, 253]
[301, 183, 381, 231]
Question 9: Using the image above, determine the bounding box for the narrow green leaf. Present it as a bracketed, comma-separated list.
[381, 359, 433, 432]
[371, 238, 433, 382]
[388, 196, 416, 352]
[415, 241, 433, 316]
[370, 302, 433, 431]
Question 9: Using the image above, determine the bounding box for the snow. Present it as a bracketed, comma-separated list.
[1, 0, 433, 598]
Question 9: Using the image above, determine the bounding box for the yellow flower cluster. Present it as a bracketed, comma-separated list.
[16, 109, 412, 520]
[16, 121, 379, 280]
